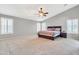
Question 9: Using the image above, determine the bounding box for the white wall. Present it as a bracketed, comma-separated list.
[44, 5, 79, 40]
[0, 15, 37, 38]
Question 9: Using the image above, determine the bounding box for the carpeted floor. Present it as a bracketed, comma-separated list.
[0, 36, 79, 55]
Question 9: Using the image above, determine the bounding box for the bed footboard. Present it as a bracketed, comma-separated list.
[38, 34, 54, 40]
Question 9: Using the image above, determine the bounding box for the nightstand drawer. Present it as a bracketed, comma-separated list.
[60, 33, 67, 38]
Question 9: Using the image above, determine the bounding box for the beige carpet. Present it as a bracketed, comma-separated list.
[0, 36, 79, 55]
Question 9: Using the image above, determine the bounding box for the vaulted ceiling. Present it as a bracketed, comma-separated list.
[0, 4, 78, 21]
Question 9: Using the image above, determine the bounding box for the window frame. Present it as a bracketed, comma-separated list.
[1, 17, 13, 35]
[67, 19, 78, 34]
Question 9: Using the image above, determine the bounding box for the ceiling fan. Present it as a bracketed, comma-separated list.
[38, 8, 48, 16]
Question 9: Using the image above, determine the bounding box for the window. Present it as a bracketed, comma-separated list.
[1, 17, 13, 34]
[37, 23, 41, 32]
[67, 19, 78, 34]
[41, 22, 47, 31]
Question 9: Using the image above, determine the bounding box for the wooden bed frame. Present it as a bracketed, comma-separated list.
[38, 26, 62, 40]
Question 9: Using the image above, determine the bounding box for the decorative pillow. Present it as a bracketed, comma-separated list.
[52, 28, 56, 31]
[55, 28, 60, 31]
[47, 28, 56, 31]
[47, 28, 52, 31]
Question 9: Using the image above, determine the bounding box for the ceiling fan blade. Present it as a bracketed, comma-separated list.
[41, 13, 46, 16]
[44, 12, 48, 14]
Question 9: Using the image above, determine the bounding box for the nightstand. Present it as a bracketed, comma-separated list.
[60, 32, 67, 38]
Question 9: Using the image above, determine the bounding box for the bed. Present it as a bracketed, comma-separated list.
[38, 26, 61, 40]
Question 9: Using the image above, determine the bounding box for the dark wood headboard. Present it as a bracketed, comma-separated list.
[47, 26, 62, 32]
